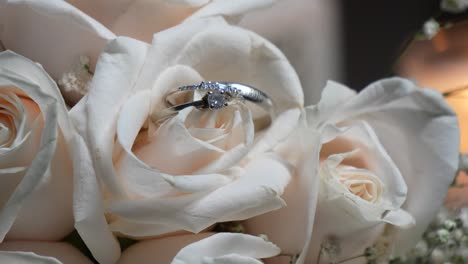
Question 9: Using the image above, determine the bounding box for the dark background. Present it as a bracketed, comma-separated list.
[341, 0, 441, 89]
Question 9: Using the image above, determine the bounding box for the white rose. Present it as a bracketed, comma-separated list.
[0, 51, 75, 241]
[0, 241, 93, 264]
[245, 78, 459, 263]
[117, 233, 280, 264]
[71, 17, 303, 264]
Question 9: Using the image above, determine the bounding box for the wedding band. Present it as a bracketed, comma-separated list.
[151, 81, 274, 124]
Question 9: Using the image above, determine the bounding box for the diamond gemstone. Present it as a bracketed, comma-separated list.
[207, 90, 226, 109]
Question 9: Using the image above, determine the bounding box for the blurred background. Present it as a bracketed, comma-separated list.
[244, 0, 466, 153]
[243, 0, 441, 101]
[341, 0, 440, 89]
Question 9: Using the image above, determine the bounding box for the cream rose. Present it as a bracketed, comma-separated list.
[0, 51, 75, 241]
[245, 78, 460, 263]
[71, 17, 303, 264]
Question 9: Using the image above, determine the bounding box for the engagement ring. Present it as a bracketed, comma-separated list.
[151, 81, 274, 125]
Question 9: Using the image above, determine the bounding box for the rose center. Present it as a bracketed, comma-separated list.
[338, 171, 382, 203]
[0, 122, 12, 146]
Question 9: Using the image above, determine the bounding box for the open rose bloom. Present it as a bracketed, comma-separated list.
[70, 16, 303, 263]
[0, 1, 462, 264]
[0, 51, 75, 241]
[245, 78, 459, 263]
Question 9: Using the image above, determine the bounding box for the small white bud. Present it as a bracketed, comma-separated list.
[459, 208, 468, 227]
[437, 229, 451, 244]
[457, 247, 468, 260]
[320, 237, 340, 263]
[453, 229, 464, 241]
[79, 55, 90, 66]
[423, 18, 440, 39]
[444, 220, 457, 231]
[57, 55, 93, 102]
[413, 240, 428, 257]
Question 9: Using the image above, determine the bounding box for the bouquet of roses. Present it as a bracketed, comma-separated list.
[0, 1, 460, 263]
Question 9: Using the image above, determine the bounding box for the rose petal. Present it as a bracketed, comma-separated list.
[65, 0, 276, 43]
[73, 133, 120, 264]
[70, 44, 125, 263]
[204, 255, 264, 264]
[245, 126, 321, 264]
[304, 80, 356, 128]
[7, 130, 74, 241]
[0, 251, 61, 264]
[0, 0, 114, 79]
[0, 241, 93, 264]
[188, 0, 277, 24]
[172, 233, 280, 264]
[195, 104, 254, 174]
[250, 108, 301, 155]
[117, 233, 214, 264]
[108, 155, 290, 234]
[166, 0, 210, 7]
[241, 0, 341, 105]
[109, 219, 186, 238]
[66, 0, 195, 42]
[70, 37, 149, 199]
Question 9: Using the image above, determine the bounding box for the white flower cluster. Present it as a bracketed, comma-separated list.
[368, 207, 468, 264]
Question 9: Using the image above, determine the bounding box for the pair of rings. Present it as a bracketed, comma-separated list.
[151, 81, 273, 125]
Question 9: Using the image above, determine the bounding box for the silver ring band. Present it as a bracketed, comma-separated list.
[151, 81, 274, 124]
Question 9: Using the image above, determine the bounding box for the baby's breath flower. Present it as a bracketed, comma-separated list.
[444, 220, 458, 232]
[437, 229, 451, 244]
[57, 55, 92, 99]
[320, 237, 340, 263]
[431, 248, 447, 264]
[422, 18, 440, 40]
[412, 240, 428, 257]
[458, 208, 468, 227]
